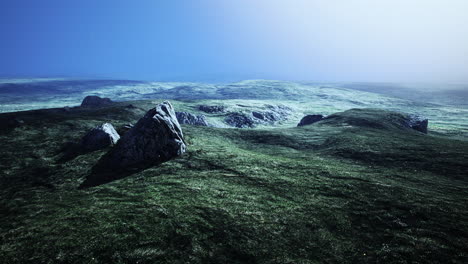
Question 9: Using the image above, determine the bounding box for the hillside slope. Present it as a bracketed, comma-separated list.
[0, 101, 467, 263]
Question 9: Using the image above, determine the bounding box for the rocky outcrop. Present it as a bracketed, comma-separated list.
[252, 105, 292, 123]
[176, 112, 209, 126]
[224, 105, 292, 128]
[89, 101, 186, 180]
[405, 114, 428, 133]
[225, 113, 255, 128]
[80, 123, 120, 151]
[198, 105, 226, 113]
[297, 115, 324, 127]
[81, 96, 113, 107]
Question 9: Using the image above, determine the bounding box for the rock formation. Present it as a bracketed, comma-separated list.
[176, 112, 209, 126]
[198, 105, 226, 113]
[80, 123, 120, 151]
[297, 115, 324, 127]
[225, 113, 255, 128]
[81, 95, 113, 107]
[252, 105, 292, 124]
[90, 101, 186, 177]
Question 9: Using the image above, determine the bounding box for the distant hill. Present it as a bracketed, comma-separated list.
[341, 82, 468, 106]
[0, 79, 408, 113]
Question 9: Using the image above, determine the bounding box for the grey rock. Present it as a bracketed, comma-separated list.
[93, 101, 186, 172]
[176, 112, 209, 126]
[224, 105, 292, 128]
[225, 113, 255, 128]
[81, 123, 120, 151]
[198, 105, 226, 113]
[405, 114, 428, 133]
[297, 115, 324, 127]
[252, 111, 280, 122]
[252, 111, 267, 120]
[252, 105, 292, 123]
[266, 104, 293, 113]
[81, 96, 113, 107]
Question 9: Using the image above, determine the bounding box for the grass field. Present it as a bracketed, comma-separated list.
[1, 100, 467, 263]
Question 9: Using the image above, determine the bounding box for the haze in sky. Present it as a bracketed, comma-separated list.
[1, 0, 467, 83]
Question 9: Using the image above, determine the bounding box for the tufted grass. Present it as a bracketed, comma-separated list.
[0, 102, 467, 263]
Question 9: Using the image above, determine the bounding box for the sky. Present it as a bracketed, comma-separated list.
[1, 0, 467, 83]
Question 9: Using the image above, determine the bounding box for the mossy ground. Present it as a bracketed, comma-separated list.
[0, 102, 467, 263]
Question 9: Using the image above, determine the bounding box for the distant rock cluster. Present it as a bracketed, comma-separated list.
[81, 96, 113, 107]
[253, 105, 292, 123]
[198, 105, 226, 113]
[176, 112, 209, 126]
[224, 104, 292, 128]
[225, 112, 256, 128]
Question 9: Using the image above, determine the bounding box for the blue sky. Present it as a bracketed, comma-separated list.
[1, 0, 467, 83]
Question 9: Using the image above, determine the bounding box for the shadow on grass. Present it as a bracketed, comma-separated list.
[78, 169, 138, 188]
[79, 161, 164, 188]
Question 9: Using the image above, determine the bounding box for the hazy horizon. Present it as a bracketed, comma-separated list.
[1, 0, 468, 84]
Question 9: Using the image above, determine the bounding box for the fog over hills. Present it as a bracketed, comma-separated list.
[1, 79, 467, 138]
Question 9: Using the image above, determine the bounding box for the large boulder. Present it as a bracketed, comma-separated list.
[80, 123, 120, 151]
[405, 114, 428, 134]
[176, 112, 209, 126]
[90, 101, 186, 178]
[81, 95, 113, 107]
[297, 115, 324, 127]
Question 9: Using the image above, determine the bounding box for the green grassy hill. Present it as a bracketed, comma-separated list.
[1, 101, 467, 263]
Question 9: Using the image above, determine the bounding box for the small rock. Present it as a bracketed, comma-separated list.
[297, 115, 324, 126]
[81, 123, 120, 151]
[81, 96, 113, 107]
